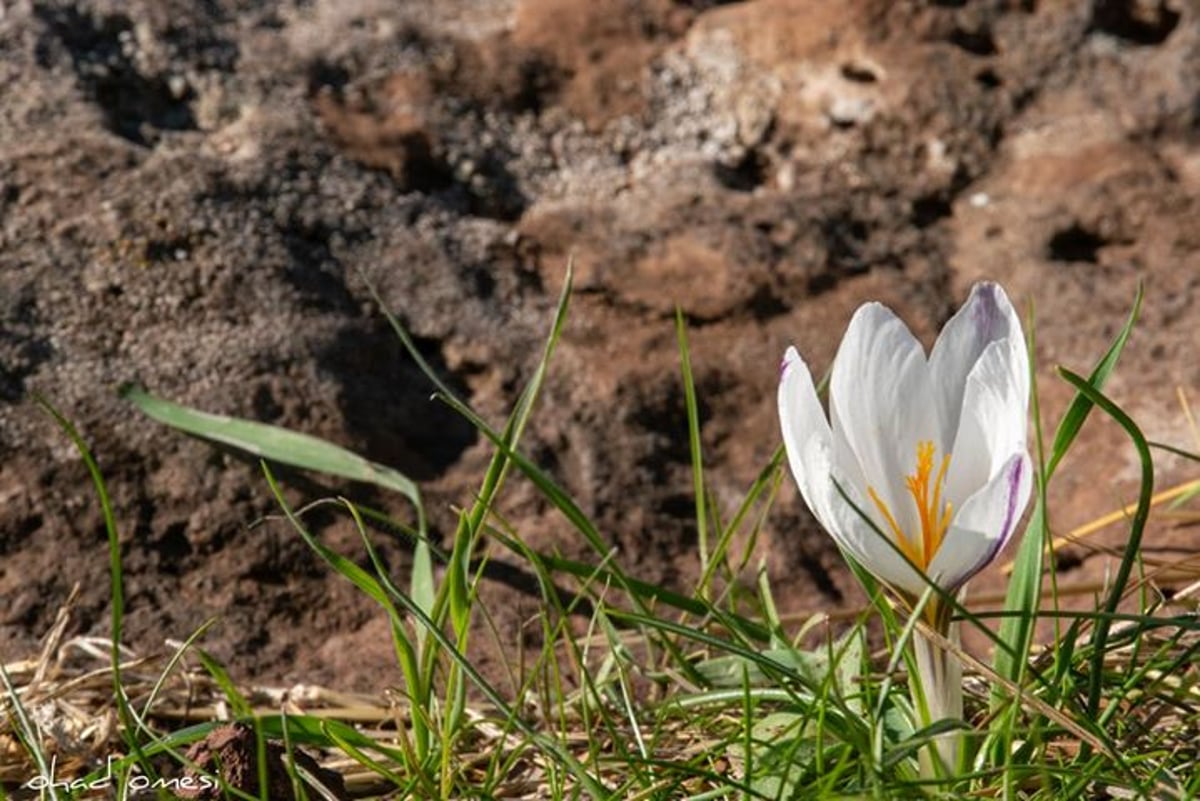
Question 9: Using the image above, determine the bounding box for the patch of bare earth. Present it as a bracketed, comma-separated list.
[1, 0, 1196, 719]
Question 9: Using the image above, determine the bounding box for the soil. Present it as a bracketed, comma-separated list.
[1, 0, 1198, 692]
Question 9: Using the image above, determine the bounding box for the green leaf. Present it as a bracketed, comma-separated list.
[695, 648, 829, 688]
[882, 718, 966, 770]
[675, 309, 709, 579]
[1058, 368, 1154, 720]
[1045, 282, 1143, 478]
[122, 385, 424, 531]
[994, 283, 1142, 690]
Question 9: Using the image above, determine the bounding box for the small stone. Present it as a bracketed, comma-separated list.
[167, 74, 189, 99]
[826, 96, 873, 127]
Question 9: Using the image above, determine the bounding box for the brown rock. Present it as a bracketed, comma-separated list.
[176, 723, 347, 801]
[313, 69, 449, 190]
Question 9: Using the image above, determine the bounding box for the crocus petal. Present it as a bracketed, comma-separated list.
[779, 346, 925, 595]
[928, 451, 1032, 590]
[778, 346, 833, 511]
[944, 338, 1030, 510]
[929, 283, 1027, 453]
[829, 303, 941, 537]
[820, 473, 928, 596]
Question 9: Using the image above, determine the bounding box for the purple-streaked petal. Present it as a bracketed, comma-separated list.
[944, 337, 1030, 510]
[929, 283, 1027, 453]
[928, 451, 1032, 590]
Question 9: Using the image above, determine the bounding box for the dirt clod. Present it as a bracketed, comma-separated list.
[175, 723, 347, 801]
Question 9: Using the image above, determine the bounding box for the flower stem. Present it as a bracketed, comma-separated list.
[910, 610, 964, 778]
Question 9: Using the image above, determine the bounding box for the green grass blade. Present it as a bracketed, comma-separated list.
[991, 496, 1046, 686]
[702, 446, 785, 596]
[995, 284, 1141, 690]
[410, 534, 437, 623]
[364, 259, 572, 685]
[121, 384, 425, 531]
[1057, 368, 1154, 720]
[610, 611, 821, 702]
[264, 466, 609, 797]
[1, 662, 60, 801]
[33, 395, 157, 782]
[1045, 282, 1142, 478]
[991, 305, 1049, 748]
[140, 617, 219, 723]
[431, 387, 708, 684]
[321, 723, 409, 787]
[194, 647, 253, 718]
[675, 309, 709, 581]
[265, 476, 431, 764]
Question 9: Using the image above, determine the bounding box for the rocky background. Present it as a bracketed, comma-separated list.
[1, 0, 1197, 689]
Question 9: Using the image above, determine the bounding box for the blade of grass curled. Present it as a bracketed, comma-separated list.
[141, 618, 219, 722]
[675, 309, 709, 584]
[267, 480, 432, 769]
[1045, 282, 1142, 478]
[263, 465, 610, 797]
[1057, 368, 1154, 720]
[33, 395, 155, 780]
[430, 385, 706, 683]
[1145, 441, 1200, 509]
[996, 285, 1140, 692]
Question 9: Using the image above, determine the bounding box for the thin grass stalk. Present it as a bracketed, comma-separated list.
[995, 285, 1141, 692]
[675, 309, 710, 588]
[265, 466, 612, 797]
[33, 396, 162, 787]
[371, 260, 572, 769]
[439, 509, 475, 800]
[1057, 369, 1155, 723]
[292, 498, 432, 772]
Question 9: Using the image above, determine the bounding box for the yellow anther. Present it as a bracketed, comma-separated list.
[868, 441, 953, 571]
[868, 485, 922, 567]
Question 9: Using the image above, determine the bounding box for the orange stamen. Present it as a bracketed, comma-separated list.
[868, 486, 922, 567]
[868, 441, 954, 571]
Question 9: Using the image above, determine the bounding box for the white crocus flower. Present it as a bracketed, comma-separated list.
[778, 281, 1033, 773]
